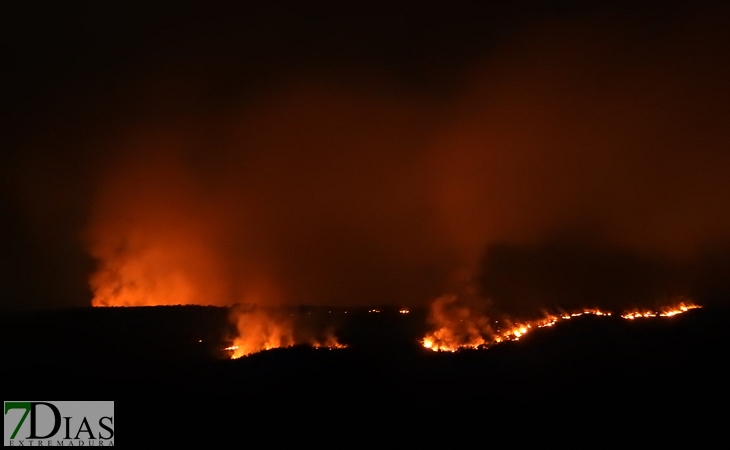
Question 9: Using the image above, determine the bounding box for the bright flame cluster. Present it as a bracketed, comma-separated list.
[422, 301, 700, 353]
[621, 302, 700, 319]
[224, 308, 346, 359]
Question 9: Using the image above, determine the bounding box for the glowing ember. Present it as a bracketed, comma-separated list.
[399, 309, 410, 314]
[422, 298, 701, 352]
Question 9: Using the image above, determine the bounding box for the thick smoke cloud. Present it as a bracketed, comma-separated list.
[2, 3, 729, 311]
[428, 12, 730, 313]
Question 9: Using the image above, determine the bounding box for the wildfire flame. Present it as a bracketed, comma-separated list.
[225, 339, 347, 359]
[621, 302, 698, 319]
[225, 307, 346, 359]
[422, 297, 701, 352]
[311, 335, 348, 351]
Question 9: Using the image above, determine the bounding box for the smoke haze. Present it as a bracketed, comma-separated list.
[3, 2, 729, 311]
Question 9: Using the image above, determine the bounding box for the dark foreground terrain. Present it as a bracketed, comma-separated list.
[2, 305, 729, 441]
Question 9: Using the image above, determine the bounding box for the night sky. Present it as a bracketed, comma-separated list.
[2, 1, 729, 311]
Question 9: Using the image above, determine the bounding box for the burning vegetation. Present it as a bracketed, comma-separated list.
[224, 305, 346, 359]
[421, 295, 701, 352]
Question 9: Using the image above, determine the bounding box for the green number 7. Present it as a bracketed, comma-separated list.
[5, 402, 30, 440]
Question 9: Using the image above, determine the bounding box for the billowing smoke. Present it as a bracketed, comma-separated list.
[2, 4, 729, 318]
[422, 291, 496, 352]
[85, 146, 256, 306]
[420, 11, 730, 326]
[83, 82, 451, 308]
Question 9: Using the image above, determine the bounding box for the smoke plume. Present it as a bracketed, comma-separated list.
[2, 4, 729, 314]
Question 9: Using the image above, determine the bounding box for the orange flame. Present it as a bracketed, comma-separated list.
[311, 335, 348, 351]
[421, 294, 493, 352]
[422, 296, 701, 352]
[620, 302, 699, 319]
[225, 306, 346, 359]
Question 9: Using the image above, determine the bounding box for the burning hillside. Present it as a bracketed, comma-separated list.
[421, 294, 701, 352]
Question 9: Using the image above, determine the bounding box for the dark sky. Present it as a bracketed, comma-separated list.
[2, 1, 729, 311]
